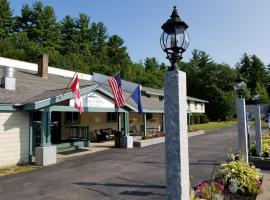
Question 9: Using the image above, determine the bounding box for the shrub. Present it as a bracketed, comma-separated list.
[193, 114, 201, 124]
[190, 115, 195, 125]
[214, 160, 262, 196]
[200, 114, 209, 124]
[250, 133, 270, 156]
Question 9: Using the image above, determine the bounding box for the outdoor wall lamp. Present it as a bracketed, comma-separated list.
[160, 6, 189, 70]
[234, 75, 246, 98]
[251, 88, 260, 104]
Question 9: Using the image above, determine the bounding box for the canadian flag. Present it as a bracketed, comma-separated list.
[70, 74, 83, 113]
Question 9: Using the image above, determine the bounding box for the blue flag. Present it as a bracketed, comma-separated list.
[131, 85, 143, 114]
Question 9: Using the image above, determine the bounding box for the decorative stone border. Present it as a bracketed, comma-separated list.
[133, 130, 206, 148]
[133, 137, 165, 148]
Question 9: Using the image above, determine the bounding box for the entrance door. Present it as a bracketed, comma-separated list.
[51, 112, 62, 144]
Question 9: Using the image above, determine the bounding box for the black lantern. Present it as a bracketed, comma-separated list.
[234, 75, 246, 98]
[251, 88, 260, 104]
[160, 6, 189, 70]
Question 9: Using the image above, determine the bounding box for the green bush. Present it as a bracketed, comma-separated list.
[190, 114, 210, 124]
[193, 114, 201, 124]
[200, 114, 209, 124]
[250, 134, 270, 156]
[190, 115, 195, 125]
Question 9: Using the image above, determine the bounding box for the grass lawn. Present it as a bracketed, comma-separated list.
[0, 165, 37, 176]
[190, 121, 237, 132]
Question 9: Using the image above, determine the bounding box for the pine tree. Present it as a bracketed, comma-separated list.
[0, 0, 13, 39]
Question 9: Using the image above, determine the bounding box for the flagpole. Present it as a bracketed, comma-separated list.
[60, 72, 77, 99]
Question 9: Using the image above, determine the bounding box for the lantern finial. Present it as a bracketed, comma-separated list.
[170, 6, 179, 19]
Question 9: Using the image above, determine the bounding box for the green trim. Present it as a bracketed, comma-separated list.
[29, 112, 33, 163]
[49, 105, 128, 113]
[40, 107, 51, 146]
[22, 84, 136, 113]
[23, 84, 99, 110]
[0, 104, 19, 111]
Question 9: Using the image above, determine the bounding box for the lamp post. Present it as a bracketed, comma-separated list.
[161, 6, 190, 200]
[234, 75, 249, 162]
[252, 88, 262, 156]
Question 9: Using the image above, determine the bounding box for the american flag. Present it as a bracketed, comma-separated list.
[108, 74, 126, 108]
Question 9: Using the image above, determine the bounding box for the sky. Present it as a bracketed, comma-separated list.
[9, 0, 270, 67]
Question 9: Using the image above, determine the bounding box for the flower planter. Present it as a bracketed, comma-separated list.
[249, 156, 270, 170]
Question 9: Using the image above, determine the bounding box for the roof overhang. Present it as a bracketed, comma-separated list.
[22, 84, 137, 112]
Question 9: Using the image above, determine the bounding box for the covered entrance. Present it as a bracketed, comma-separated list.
[27, 85, 133, 165]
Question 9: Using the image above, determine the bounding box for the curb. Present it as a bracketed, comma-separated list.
[133, 130, 206, 148]
[256, 170, 270, 200]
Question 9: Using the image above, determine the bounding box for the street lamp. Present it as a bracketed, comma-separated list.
[234, 75, 246, 98]
[160, 6, 189, 70]
[161, 6, 190, 200]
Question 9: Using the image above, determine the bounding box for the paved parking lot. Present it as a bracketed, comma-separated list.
[0, 126, 238, 200]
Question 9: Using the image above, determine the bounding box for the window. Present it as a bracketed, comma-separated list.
[195, 102, 198, 109]
[187, 100, 191, 108]
[107, 112, 117, 122]
[201, 103, 204, 110]
[65, 112, 80, 124]
[146, 113, 153, 121]
[159, 96, 164, 101]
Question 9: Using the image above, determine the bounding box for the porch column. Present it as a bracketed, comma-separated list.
[124, 112, 129, 136]
[117, 112, 122, 132]
[162, 113, 165, 133]
[36, 107, 56, 166]
[40, 107, 51, 146]
[143, 113, 147, 137]
[120, 112, 133, 148]
[29, 112, 33, 163]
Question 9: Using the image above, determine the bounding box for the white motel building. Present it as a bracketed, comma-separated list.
[0, 55, 208, 167]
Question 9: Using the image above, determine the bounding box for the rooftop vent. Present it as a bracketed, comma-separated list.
[1, 66, 16, 90]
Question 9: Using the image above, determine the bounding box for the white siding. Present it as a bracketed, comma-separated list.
[0, 111, 29, 167]
[187, 100, 206, 114]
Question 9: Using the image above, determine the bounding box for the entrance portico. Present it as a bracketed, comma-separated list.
[25, 85, 134, 166]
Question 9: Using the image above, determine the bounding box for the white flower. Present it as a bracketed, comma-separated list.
[228, 178, 239, 193]
[213, 193, 224, 200]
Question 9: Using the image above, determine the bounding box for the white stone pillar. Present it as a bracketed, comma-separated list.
[254, 105, 262, 156]
[164, 70, 189, 200]
[236, 98, 248, 162]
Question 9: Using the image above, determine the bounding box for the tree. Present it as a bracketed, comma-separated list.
[60, 15, 77, 54]
[106, 34, 132, 77]
[237, 54, 268, 88]
[0, 0, 13, 39]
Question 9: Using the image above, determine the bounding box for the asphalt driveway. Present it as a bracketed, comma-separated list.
[0, 126, 238, 200]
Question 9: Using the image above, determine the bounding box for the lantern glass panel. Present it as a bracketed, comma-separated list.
[161, 31, 174, 54]
[176, 27, 189, 51]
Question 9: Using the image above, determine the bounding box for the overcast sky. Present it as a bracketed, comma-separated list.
[9, 0, 270, 67]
